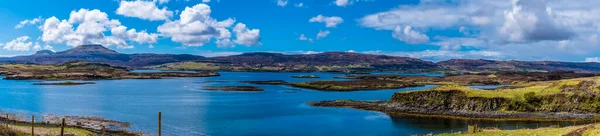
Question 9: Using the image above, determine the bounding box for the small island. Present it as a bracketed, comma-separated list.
[0, 62, 220, 80]
[288, 80, 422, 91]
[243, 80, 288, 85]
[291, 75, 320, 78]
[33, 81, 96, 86]
[202, 86, 264, 92]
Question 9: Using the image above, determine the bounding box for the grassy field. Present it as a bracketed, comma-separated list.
[436, 124, 591, 136]
[423, 77, 600, 101]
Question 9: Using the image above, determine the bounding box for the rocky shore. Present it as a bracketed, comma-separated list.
[309, 100, 600, 120]
[340, 71, 599, 85]
[0, 112, 139, 136]
[309, 77, 600, 120]
[32, 81, 96, 86]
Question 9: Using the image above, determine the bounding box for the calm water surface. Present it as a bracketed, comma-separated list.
[0, 72, 583, 135]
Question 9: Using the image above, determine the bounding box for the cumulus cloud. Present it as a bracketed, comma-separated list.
[15, 17, 43, 29]
[158, 4, 260, 47]
[154, 0, 170, 4]
[309, 15, 343, 28]
[116, 0, 173, 21]
[277, 0, 288, 7]
[498, 0, 573, 42]
[299, 34, 314, 43]
[358, 0, 600, 60]
[363, 50, 506, 62]
[111, 26, 158, 45]
[233, 23, 261, 46]
[334, 0, 349, 7]
[202, 0, 210, 3]
[316, 30, 330, 39]
[392, 26, 429, 44]
[585, 57, 600, 62]
[31, 42, 53, 51]
[40, 9, 158, 49]
[1, 36, 34, 51]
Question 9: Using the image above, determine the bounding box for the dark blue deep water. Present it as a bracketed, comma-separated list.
[0, 72, 585, 135]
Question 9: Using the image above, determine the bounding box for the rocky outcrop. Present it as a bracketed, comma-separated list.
[309, 80, 600, 120]
[389, 90, 532, 112]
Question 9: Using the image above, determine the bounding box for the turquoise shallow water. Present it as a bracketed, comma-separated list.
[0, 72, 585, 135]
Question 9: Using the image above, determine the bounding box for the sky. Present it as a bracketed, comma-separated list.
[1, 0, 600, 62]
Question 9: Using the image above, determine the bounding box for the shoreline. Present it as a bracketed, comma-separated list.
[0, 112, 140, 136]
[308, 100, 600, 122]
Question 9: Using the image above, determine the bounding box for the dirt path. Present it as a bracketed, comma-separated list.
[562, 124, 597, 136]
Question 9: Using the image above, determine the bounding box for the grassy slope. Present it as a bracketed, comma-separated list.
[421, 77, 600, 101]
[584, 124, 600, 136]
[436, 126, 581, 136]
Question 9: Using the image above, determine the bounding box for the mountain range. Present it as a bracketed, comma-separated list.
[2, 44, 600, 72]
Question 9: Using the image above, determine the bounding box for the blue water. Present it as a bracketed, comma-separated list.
[469, 85, 508, 90]
[0, 72, 583, 135]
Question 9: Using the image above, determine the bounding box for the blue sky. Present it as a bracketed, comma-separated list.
[1, 0, 600, 62]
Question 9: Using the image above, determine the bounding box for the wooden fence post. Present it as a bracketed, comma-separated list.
[101, 126, 105, 136]
[31, 115, 34, 136]
[158, 111, 162, 136]
[60, 118, 65, 136]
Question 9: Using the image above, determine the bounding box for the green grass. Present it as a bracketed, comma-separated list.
[422, 78, 594, 101]
[7, 123, 95, 136]
[436, 125, 584, 136]
[153, 62, 220, 71]
[583, 124, 600, 136]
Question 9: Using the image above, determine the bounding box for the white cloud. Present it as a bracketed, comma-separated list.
[295, 3, 304, 7]
[299, 34, 314, 43]
[357, 0, 600, 60]
[116, 0, 173, 21]
[363, 50, 506, 62]
[585, 57, 600, 62]
[154, 0, 170, 4]
[158, 4, 233, 46]
[202, 0, 210, 3]
[334, 0, 349, 7]
[277, 0, 288, 7]
[43, 44, 54, 51]
[158, 4, 260, 47]
[392, 26, 429, 44]
[309, 15, 343, 28]
[40, 9, 158, 49]
[197, 51, 243, 57]
[1, 36, 34, 51]
[316, 30, 330, 39]
[233, 23, 261, 46]
[31, 42, 52, 51]
[111, 26, 158, 45]
[498, 0, 573, 42]
[15, 17, 43, 29]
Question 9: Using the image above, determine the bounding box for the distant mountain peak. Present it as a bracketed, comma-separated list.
[57, 44, 119, 54]
[32, 50, 55, 56]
